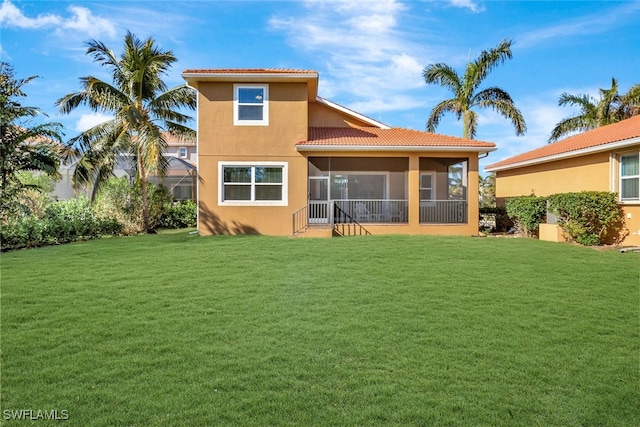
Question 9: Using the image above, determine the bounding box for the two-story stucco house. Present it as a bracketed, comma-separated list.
[182, 68, 496, 237]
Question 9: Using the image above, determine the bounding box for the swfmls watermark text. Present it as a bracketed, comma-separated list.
[3, 409, 69, 421]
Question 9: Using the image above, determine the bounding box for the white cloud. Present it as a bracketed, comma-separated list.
[269, 0, 434, 118]
[75, 113, 112, 132]
[449, 0, 485, 13]
[518, 2, 640, 49]
[0, 0, 116, 39]
[57, 6, 117, 39]
[0, 0, 60, 28]
[479, 96, 567, 168]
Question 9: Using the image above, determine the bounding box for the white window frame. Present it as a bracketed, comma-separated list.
[233, 84, 269, 126]
[178, 147, 187, 158]
[619, 152, 640, 204]
[419, 171, 436, 206]
[218, 161, 287, 206]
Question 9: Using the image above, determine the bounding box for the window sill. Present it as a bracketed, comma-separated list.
[219, 201, 287, 207]
[233, 120, 269, 126]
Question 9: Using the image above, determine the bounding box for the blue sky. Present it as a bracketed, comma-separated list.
[1, 0, 639, 172]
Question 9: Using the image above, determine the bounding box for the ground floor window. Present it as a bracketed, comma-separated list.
[620, 153, 639, 202]
[219, 162, 287, 205]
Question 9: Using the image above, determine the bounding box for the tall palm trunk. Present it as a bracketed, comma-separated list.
[137, 145, 152, 233]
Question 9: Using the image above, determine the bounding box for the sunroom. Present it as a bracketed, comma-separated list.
[306, 156, 469, 225]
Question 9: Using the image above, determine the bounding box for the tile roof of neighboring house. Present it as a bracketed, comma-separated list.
[296, 127, 496, 151]
[486, 115, 640, 171]
[182, 68, 317, 75]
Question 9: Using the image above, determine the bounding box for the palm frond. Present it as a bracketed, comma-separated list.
[64, 118, 121, 154]
[136, 122, 167, 178]
[423, 63, 462, 92]
[163, 122, 196, 142]
[426, 99, 461, 132]
[549, 115, 596, 142]
[619, 83, 640, 118]
[483, 98, 527, 136]
[466, 39, 513, 94]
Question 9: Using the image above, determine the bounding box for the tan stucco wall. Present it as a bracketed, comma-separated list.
[622, 206, 640, 245]
[495, 152, 611, 198]
[196, 81, 309, 235]
[308, 102, 373, 127]
[494, 150, 640, 246]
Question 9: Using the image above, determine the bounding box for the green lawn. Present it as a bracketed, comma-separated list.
[1, 232, 638, 426]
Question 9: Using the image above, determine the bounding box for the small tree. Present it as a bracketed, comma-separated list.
[0, 62, 62, 221]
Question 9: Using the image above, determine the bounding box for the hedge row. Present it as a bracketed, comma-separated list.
[505, 191, 626, 245]
[1, 197, 197, 252]
[1, 197, 122, 251]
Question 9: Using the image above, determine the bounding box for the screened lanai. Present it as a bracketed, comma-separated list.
[307, 156, 469, 224]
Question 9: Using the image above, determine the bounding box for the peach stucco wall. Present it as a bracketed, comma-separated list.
[495, 152, 611, 198]
[494, 150, 640, 246]
[196, 81, 309, 235]
[308, 102, 373, 127]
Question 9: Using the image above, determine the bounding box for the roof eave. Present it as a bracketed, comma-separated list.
[315, 97, 391, 129]
[182, 71, 318, 81]
[182, 71, 319, 102]
[485, 136, 640, 172]
[297, 145, 497, 153]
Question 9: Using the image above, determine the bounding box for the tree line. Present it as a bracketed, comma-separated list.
[2, 34, 639, 234]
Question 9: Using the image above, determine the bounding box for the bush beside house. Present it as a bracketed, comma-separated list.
[547, 192, 626, 245]
[505, 191, 626, 245]
[505, 195, 547, 237]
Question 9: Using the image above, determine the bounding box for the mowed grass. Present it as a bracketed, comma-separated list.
[1, 232, 639, 426]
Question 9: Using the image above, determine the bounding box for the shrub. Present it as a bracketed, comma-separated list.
[93, 177, 171, 234]
[157, 200, 197, 229]
[505, 195, 547, 237]
[0, 197, 123, 251]
[547, 191, 626, 245]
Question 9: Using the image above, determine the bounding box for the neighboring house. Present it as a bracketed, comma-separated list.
[166, 137, 197, 165]
[182, 68, 496, 237]
[485, 115, 640, 246]
[54, 133, 197, 201]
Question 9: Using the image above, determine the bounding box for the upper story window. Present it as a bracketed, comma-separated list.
[234, 84, 269, 126]
[620, 153, 639, 202]
[178, 147, 187, 158]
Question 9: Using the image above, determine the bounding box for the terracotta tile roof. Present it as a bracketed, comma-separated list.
[297, 127, 496, 149]
[182, 68, 317, 75]
[486, 115, 640, 171]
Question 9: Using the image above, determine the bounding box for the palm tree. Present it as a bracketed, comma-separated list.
[549, 78, 640, 142]
[0, 62, 62, 220]
[619, 83, 640, 119]
[56, 31, 196, 232]
[423, 39, 526, 139]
